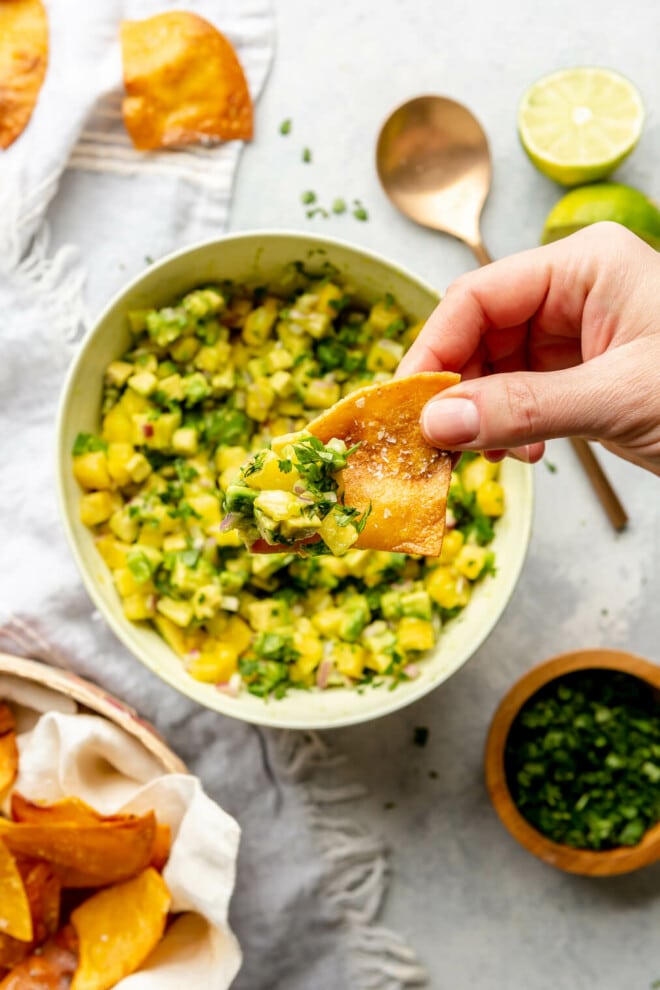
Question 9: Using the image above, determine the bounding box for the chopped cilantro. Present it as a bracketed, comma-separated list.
[352, 201, 369, 221]
[332, 198, 347, 214]
[279, 118, 292, 135]
[72, 433, 107, 456]
[302, 147, 312, 162]
[301, 190, 316, 205]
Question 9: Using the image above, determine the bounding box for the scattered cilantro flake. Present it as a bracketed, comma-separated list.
[306, 207, 329, 219]
[144, 255, 154, 265]
[72, 433, 107, 456]
[332, 198, 347, 214]
[302, 147, 312, 163]
[279, 118, 292, 135]
[353, 204, 369, 222]
[413, 726, 429, 747]
[544, 459, 558, 473]
[301, 190, 316, 205]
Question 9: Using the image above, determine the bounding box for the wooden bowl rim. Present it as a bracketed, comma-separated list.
[0, 652, 186, 774]
[485, 648, 660, 876]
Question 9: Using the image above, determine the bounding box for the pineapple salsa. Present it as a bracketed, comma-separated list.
[72, 266, 505, 699]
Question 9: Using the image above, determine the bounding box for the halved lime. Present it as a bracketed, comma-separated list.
[518, 67, 644, 186]
[541, 183, 660, 248]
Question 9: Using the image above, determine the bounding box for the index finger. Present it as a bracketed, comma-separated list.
[397, 239, 586, 378]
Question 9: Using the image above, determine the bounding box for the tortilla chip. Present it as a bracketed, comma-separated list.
[70, 868, 170, 990]
[0, 925, 78, 990]
[0, 860, 61, 970]
[0, 704, 14, 736]
[10, 795, 171, 872]
[0, 0, 49, 149]
[0, 812, 157, 888]
[120, 12, 253, 151]
[0, 840, 32, 942]
[308, 371, 460, 556]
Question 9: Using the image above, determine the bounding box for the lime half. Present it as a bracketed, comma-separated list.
[518, 67, 644, 186]
[541, 183, 660, 248]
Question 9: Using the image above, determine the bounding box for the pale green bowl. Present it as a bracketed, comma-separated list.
[56, 231, 534, 729]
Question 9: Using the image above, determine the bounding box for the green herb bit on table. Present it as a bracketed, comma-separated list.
[506, 670, 660, 850]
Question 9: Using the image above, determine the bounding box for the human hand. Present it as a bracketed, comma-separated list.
[397, 223, 660, 476]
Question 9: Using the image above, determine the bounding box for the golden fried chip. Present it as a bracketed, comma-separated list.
[0, 812, 157, 888]
[0, 860, 61, 970]
[0, 840, 32, 943]
[70, 868, 170, 990]
[0, 0, 49, 149]
[0, 733, 18, 802]
[308, 372, 460, 556]
[120, 12, 253, 150]
[0, 925, 78, 990]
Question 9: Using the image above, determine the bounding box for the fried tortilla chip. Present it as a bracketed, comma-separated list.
[70, 868, 170, 990]
[10, 795, 171, 873]
[308, 371, 460, 556]
[0, 704, 18, 801]
[0, 840, 32, 943]
[0, 924, 78, 990]
[0, 704, 14, 736]
[0, 860, 61, 970]
[0, 812, 157, 888]
[120, 11, 253, 150]
[0, 0, 48, 149]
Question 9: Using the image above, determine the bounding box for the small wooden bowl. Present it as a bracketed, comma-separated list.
[0, 651, 186, 774]
[485, 648, 660, 877]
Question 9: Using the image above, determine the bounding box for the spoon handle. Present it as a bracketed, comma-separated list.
[470, 236, 627, 533]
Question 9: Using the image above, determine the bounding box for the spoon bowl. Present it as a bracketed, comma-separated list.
[376, 95, 493, 264]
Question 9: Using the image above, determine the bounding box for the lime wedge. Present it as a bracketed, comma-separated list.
[518, 67, 644, 186]
[541, 183, 660, 248]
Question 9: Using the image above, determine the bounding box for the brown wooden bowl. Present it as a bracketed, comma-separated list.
[0, 651, 186, 774]
[485, 648, 660, 877]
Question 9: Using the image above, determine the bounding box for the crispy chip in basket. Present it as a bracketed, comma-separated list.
[0, 0, 49, 149]
[308, 371, 460, 556]
[0, 705, 18, 801]
[10, 794, 171, 872]
[0, 812, 157, 888]
[0, 859, 61, 970]
[70, 868, 170, 990]
[120, 11, 253, 150]
[0, 704, 14, 736]
[0, 924, 78, 990]
[0, 840, 32, 943]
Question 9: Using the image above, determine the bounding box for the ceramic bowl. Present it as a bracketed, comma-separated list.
[485, 648, 660, 876]
[56, 230, 534, 729]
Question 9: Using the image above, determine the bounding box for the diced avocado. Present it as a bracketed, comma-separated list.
[156, 596, 194, 627]
[380, 590, 403, 620]
[247, 598, 290, 632]
[400, 589, 433, 620]
[127, 309, 151, 334]
[182, 287, 225, 318]
[192, 583, 224, 620]
[146, 307, 190, 347]
[339, 596, 371, 642]
[224, 484, 258, 514]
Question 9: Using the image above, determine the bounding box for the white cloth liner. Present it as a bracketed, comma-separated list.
[0, 1, 427, 985]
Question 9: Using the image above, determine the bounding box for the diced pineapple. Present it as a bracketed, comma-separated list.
[118, 389, 150, 416]
[222, 615, 252, 654]
[79, 491, 115, 527]
[102, 405, 133, 443]
[243, 450, 301, 492]
[172, 427, 199, 455]
[107, 443, 135, 486]
[211, 366, 236, 394]
[246, 379, 275, 422]
[108, 507, 139, 543]
[127, 370, 158, 397]
[265, 347, 294, 373]
[477, 479, 505, 517]
[122, 593, 156, 621]
[425, 566, 471, 610]
[269, 370, 293, 397]
[169, 336, 199, 362]
[187, 493, 222, 530]
[319, 513, 359, 556]
[105, 360, 134, 387]
[192, 584, 224, 620]
[304, 378, 341, 409]
[396, 617, 435, 652]
[214, 527, 242, 548]
[73, 451, 112, 490]
[332, 642, 366, 679]
[194, 341, 232, 373]
[131, 411, 181, 449]
[158, 374, 184, 402]
[126, 452, 152, 483]
[369, 299, 402, 332]
[455, 544, 490, 580]
[402, 320, 424, 347]
[461, 455, 499, 493]
[137, 525, 163, 549]
[312, 608, 345, 637]
[438, 529, 464, 564]
[366, 339, 404, 373]
[95, 535, 131, 568]
[247, 598, 290, 632]
[316, 282, 345, 315]
[242, 299, 279, 346]
[156, 597, 194, 627]
[215, 445, 249, 473]
[154, 614, 187, 655]
[162, 533, 187, 553]
[188, 642, 239, 683]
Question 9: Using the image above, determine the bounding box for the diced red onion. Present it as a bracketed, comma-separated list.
[216, 678, 240, 698]
[403, 664, 420, 679]
[220, 512, 238, 532]
[142, 423, 154, 438]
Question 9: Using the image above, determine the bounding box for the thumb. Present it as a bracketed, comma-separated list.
[420, 353, 627, 452]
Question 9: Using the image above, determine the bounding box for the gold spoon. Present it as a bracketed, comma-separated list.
[376, 94, 628, 532]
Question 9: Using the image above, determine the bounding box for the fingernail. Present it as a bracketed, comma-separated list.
[422, 397, 480, 445]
